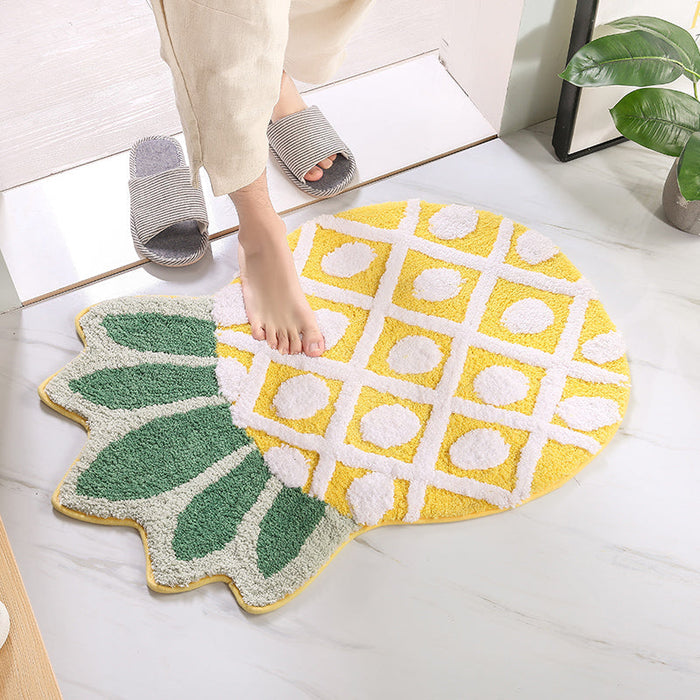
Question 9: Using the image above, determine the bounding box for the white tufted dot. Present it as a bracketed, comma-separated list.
[387, 335, 442, 375]
[473, 365, 530, 406]
[516, 229, 559, 265]
[556, 396, 621, 431]
[212, 282, 248, 326]
[321, 242, 376, 278]
[581, 331, 626, 364]
[449, 428, 510, 471]
[273, 375, 330, 420]
[314, 308, 350, 351]
[501, 298, 555, 334]
[412, 267, 463, 301]
[215, 357, 248, 402]
[264, 445, 310, 488]
[347, 472, 395, 525]
[428, 204, 479, 240]
[360, 404, 421, 448]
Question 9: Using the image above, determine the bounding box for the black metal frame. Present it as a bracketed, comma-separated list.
[552, 0, 627, 161]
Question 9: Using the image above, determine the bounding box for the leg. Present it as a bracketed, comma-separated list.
[234, 1, 375, 352]
[147, 0, 323, 356]
[230, 167, 325, 357]
[148, 0, 291, 196]
[146, 1, 371, 357]
[230, 0, 377, 186]
[271, 69, 336, 182]
[270, 0, 376, 181]
[284, 0, 376, 86]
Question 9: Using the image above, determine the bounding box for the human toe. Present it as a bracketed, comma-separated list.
[265, 326, 279, 350]
[304, 166, 323, 181]
[251, 322, 265, 341]
[277, 330, 290, 355]
[301, 326, 325, 357]
[289, 330, 303, 355]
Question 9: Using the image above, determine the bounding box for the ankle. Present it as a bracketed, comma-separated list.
[229, 169, 279, 224]
[271, 72, 306, 123]
[237, 211, 287, 252]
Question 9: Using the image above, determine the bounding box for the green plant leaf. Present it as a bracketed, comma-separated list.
[678, 131, 700, 200]
[606, 16, 700, 82]
[610, 88, 700, 155]
[560, 30, 684, 87]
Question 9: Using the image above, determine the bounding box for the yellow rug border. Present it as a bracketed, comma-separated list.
[39, 290, 631, 614]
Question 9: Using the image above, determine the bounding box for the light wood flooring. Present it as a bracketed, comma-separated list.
[0, 0, 445, 191]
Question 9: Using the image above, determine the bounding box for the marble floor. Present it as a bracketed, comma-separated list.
[1, 122, 699, 698]
[0, 53, 494, 306]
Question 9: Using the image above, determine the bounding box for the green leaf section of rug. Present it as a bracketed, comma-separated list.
[39, 199, 631, 613]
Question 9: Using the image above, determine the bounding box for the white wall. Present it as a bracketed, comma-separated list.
[440, 0, 578, 134]
[439, 0, 524, 132]
[0, 251, 20, 313]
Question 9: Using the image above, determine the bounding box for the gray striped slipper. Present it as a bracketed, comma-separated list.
[128, 135, 210, 267]
[267, 104, 357, 198]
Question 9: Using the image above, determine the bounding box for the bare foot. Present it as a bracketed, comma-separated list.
[237, 210, 325, 357]
[238, 228, 325, 356]
[271, 70, 338, 182]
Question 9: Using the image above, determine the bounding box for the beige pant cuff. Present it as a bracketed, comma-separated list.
[206, 158, 268, 198]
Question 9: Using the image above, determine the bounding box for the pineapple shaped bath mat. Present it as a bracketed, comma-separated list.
[40, 199, 631, 613]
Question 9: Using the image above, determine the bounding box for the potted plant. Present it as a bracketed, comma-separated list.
[560, 15, 700, 234]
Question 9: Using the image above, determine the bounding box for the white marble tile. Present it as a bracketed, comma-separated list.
[1, 123, 699, 699]
[0, 53, 495, 305]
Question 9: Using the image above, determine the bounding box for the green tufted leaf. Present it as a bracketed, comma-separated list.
[69, 363, 219, 409]
[102, 313, 217, 357]
[76, 405, 249, 500]
[257, 489, 326, 578]
[172, 449, 270, 561]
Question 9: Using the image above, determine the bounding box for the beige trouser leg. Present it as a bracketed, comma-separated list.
[148, 0, 374, 198]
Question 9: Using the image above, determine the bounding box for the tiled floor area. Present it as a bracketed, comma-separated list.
[1, 54, 494, 305]
[1, 122, 699, 698]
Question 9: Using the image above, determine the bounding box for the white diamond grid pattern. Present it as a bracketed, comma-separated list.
[216, 199, 629, 523]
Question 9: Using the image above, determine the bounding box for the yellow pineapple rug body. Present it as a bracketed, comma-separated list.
[40, 199, 631, 613]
